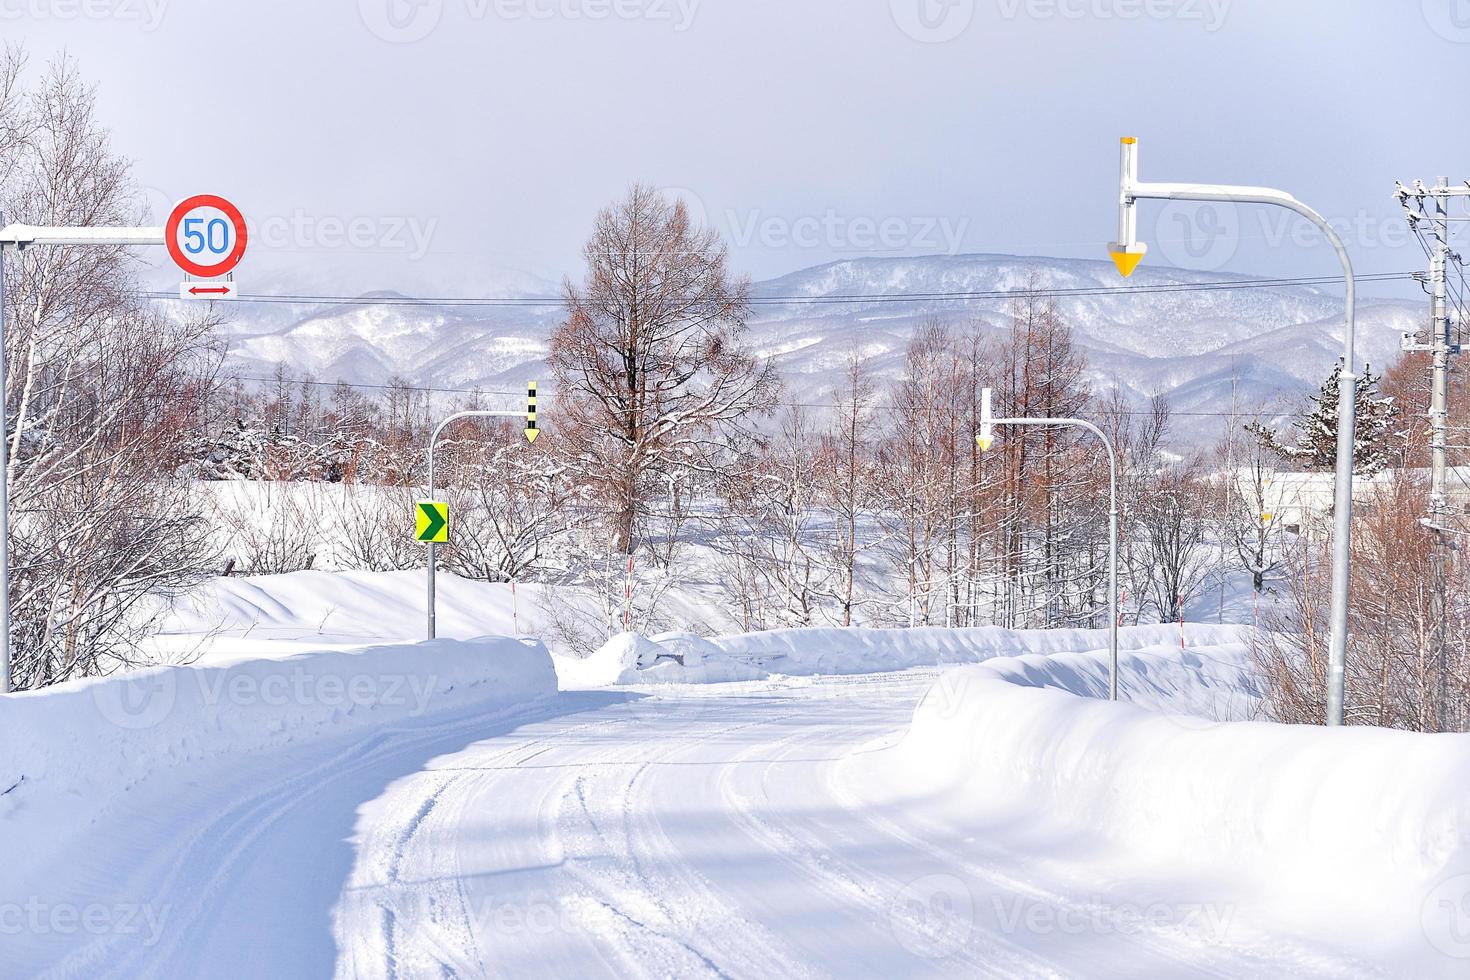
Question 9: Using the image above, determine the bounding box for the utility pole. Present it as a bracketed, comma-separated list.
[1395, 176, 1467, 731]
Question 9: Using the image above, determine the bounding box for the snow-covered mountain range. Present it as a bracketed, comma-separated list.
[209, 254, 1424, 442]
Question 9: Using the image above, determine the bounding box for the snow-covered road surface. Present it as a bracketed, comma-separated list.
[7, 666, 1373, 979]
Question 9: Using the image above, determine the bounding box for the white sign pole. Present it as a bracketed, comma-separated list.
[0, 203, 239, 693]
[0, 222, 168, 694]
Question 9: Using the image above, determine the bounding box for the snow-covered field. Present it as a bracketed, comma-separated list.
[2, 569, 1466, 977]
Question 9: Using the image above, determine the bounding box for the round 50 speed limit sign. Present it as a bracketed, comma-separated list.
[165, 194, 248, 278]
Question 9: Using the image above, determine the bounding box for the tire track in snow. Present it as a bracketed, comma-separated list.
[712, 714, 1055, 979]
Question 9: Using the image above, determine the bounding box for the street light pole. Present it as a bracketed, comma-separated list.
[0, 214, 9, 695]
[424, 407, 534, 640]
[1107, 137, 1358, 726]
[980, 389, 1121, 701]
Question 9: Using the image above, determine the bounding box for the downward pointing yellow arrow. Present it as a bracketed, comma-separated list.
[525, 380, 539, 443]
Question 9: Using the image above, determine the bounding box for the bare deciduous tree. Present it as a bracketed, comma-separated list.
[2, 54, 225, 686]
[550, 183, 776, 553]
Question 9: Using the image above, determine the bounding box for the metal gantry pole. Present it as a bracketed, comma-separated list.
[1108, 137, 1357, 726]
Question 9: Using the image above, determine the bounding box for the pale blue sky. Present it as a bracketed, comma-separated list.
[9, 0, 1470, 295]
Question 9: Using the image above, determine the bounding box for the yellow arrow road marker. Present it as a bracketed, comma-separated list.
[1108, 242, 1147, 277]
[525, 381, 539, 443]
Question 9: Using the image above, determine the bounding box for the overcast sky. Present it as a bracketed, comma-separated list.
[11, 0, 1470, 296]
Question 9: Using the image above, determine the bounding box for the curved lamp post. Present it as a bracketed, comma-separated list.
[1107, 137, 1357, 726]
[980, 387, 1120, 701]
[425, 395, 538, 640]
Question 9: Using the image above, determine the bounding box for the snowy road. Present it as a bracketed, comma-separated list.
[11, 668, 1372, 978]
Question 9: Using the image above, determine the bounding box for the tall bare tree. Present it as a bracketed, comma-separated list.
[550, 183, 775, 553]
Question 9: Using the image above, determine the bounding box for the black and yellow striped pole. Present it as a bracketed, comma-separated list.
[525, 381, 539, 443]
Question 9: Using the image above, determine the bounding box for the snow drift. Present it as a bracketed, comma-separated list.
[0, 635, 557, 881]
[610, 622, 1255, 706]
[844, 633, 1470, 974]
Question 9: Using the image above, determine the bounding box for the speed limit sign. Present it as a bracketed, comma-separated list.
[166, 194, 247, 279]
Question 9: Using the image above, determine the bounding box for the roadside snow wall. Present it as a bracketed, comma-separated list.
[0, 636, 557, 842]
[850, 636, 1470, 970]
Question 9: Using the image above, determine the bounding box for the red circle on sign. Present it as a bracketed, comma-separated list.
[165, 194, 248, 278]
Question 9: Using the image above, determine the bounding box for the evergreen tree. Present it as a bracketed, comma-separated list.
[1247, 363, 1397, 476]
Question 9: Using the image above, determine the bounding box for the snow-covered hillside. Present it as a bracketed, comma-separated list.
[203, 254, 1419, 442]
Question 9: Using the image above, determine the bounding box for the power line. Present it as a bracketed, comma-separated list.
[218, 373, 1298, 419]
[143, 270, 1416, 310]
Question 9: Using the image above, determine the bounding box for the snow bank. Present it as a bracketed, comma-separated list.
[151, 569, 598, 661]
[0, 635, 557, 873]
[611, 623, 1254, 700]
[846, 637, 1470, 973]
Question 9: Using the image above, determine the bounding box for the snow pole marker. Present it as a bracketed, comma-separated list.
[511, 578, 519, 635]
[525, 382, 539, 443]
[1179, 594, 1186, 650]
[624, 554, 634, 631]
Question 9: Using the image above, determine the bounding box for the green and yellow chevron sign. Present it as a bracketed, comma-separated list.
[415, 501, 449, 543]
